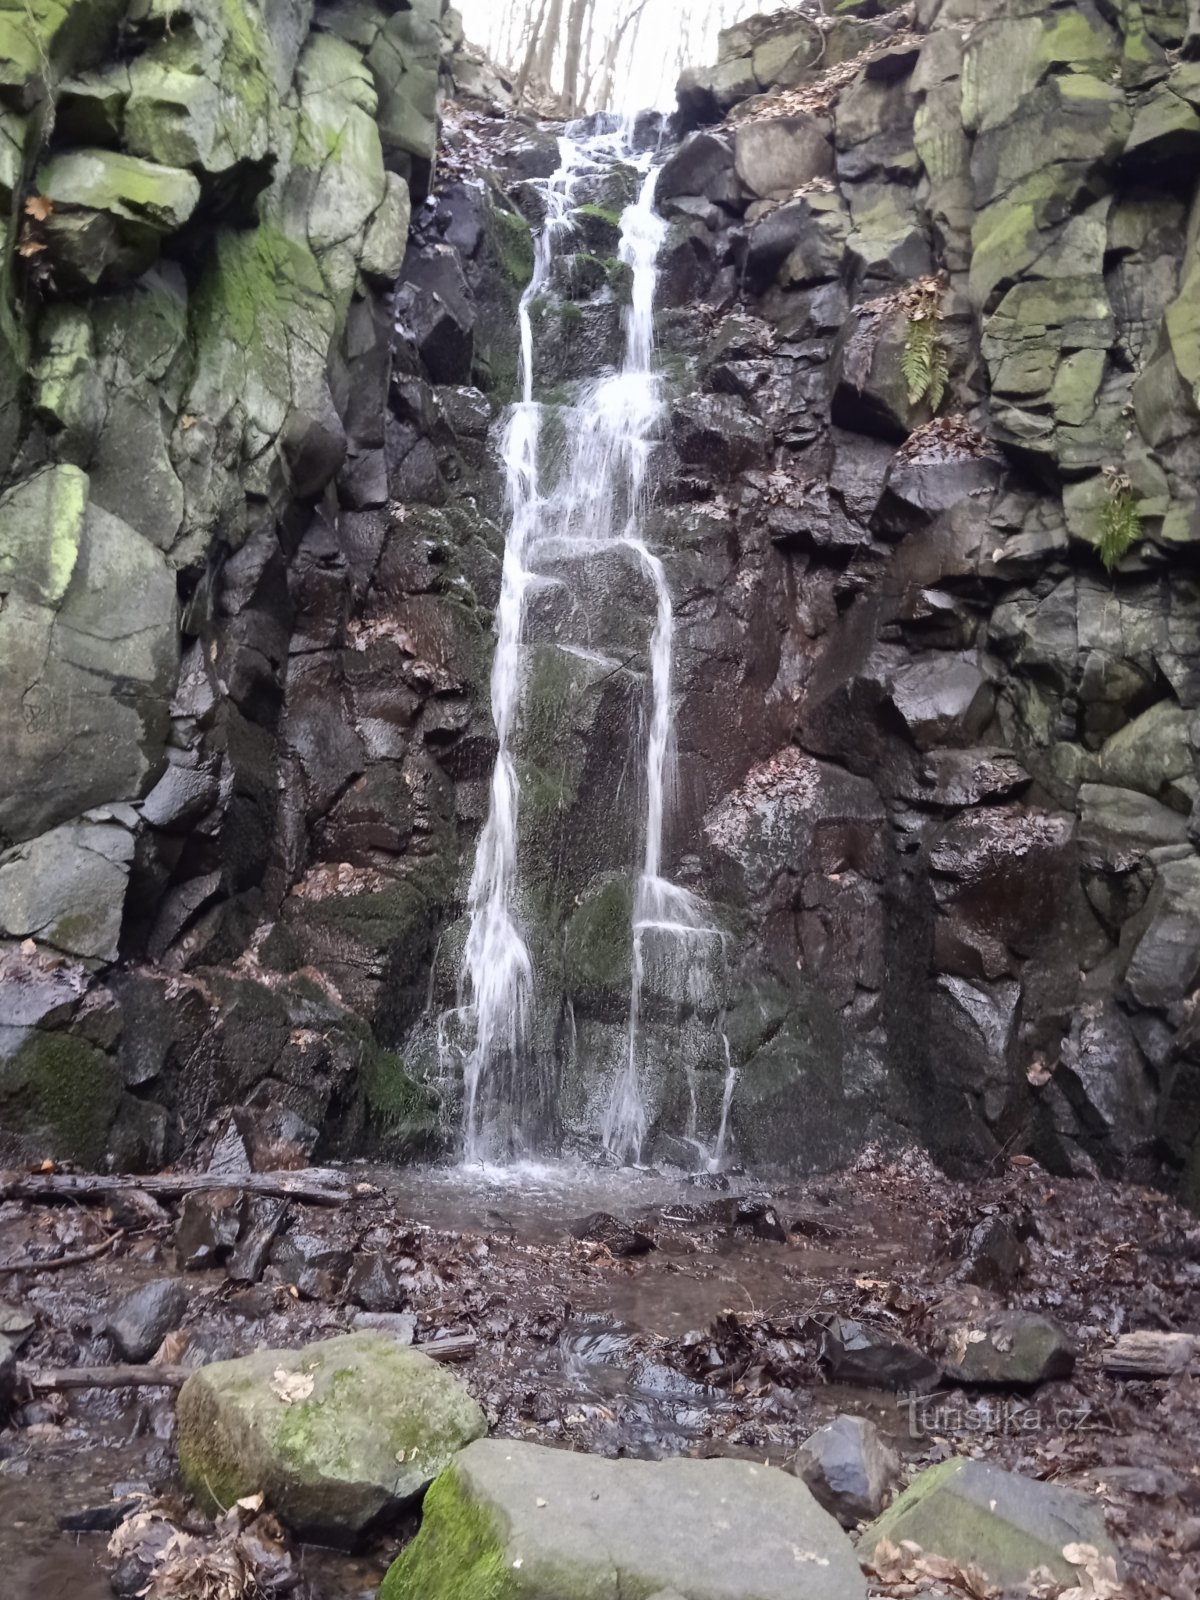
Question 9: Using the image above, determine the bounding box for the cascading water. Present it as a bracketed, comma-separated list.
[455, 140, 584, 1164]
[449, 125, 726, 1167]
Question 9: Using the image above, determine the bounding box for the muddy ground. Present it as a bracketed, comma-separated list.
[1, 1146, 1197, 1599]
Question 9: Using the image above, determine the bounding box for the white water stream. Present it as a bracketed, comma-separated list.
[453, 129, 724, 1165]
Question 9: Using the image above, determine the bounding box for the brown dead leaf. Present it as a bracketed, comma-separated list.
[25, 195, 53, 221]
[152, 1329, 190, 1365]
[17, 236, 46, 257]
[270, 1368, 314, 1404]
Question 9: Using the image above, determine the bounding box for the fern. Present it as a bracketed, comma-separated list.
[1096, 476, 1141, 573]
[902, 292, 948, 412]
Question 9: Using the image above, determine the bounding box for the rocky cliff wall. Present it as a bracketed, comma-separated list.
[638, 0, 1200, 1198]
[2, 0, 1199, 1208]
[0, 0, 532, 1167]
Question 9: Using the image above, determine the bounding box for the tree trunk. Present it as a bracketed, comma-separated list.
[560, 0, 592, 116]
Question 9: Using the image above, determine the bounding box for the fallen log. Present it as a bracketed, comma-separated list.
[16, 1334, 477, 1393]
[0, 1228, 125, 1278]
[1, 1168, 357, 1207]
[1102, 1330, 1199, 1379]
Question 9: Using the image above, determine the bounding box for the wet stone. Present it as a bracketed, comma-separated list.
[0, 1332, 15, 1416]
[227, 1197, 288, 1286]
[175, 1189, 245, 1272]
[104, 1279, 189, 1363]
[346, 1250, 406, 1312]
[569, 1212, 655, 1256]
[956, 1215, 1030, 1291]
[268, 1230, 353, 1300]
[789, 1414, 900, 1527]
[934, 1294, 1076, 1387]
[819, 1315, 942, 1393]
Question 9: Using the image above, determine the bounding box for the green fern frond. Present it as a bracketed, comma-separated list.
[901, 317, 934, 406]
[927, 340, 949, 411]
[901, 295, 948, 412]
[1096, 486, 1141, 573]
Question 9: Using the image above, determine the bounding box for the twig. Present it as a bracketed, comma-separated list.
[0, 1228, 125, 1277]
[16, 1335, 477, 1395]
[1, 1169, 355, 1207]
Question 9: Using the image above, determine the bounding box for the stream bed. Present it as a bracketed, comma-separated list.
[2, 1147, 1198, 1598]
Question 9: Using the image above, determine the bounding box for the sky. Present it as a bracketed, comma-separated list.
[455, 0, 765, 112]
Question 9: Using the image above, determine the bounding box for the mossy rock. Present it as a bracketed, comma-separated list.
[562, 878, 633, 1013]
[364, 1046, 441, 1152]
[0, 1029, 122, 1167]
[382, 1439, 867, 1600]
[860, 1458, 1119, 1589]
[176, 1332, 487, 1545]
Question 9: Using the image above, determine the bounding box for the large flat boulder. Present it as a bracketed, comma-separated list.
[860, 1457, 1118, 1589]
[381, 1440, 866, 1600]
[176, 1332, 487, 1545]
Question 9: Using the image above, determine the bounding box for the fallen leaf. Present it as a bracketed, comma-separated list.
[270, 1368, 314, 1404]
[25, 194, 53, 221]
[1009, 1154, 1035, 1167]
[20, 938, 37, 956]
[17, 236, 46, 257]
[234, 1493, 264, 1512]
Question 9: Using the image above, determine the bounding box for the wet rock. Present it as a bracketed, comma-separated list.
[0, 1302, 35, 1349]
[656, 130, 740, 210]
[381, 1440, 868, 1600]
[346, 1251, 406, 1312]
[860, 1458, 1120, 1589]
[789, 1415, 900, 1527]
[819, 1315, 941, 1393]
[933, 1292, 1075, 1386]
[734, 117, 832, 199]
[351, 1311, 416, 1344]
[0, 1332, 15, 1416]
[956, 1216, 1030, 1292]
[888, 655, 994, 751]
[269, 1230, 352, 1300]
[671, 394, 770, 476]
[0, 816, 137, 963]
[176, 1189, 245, 1272]
[569, 1212, 655, 1257]
[104, 1279, 189, 1363]
[227, 1198, 288, 1286]
[176, 1332, 487, 1544]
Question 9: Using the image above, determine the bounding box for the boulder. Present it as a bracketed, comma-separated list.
[268, 1231, 353, 1301]
[860, 1458, 1119, 1589]
[381, 1439, 867, 1600]
[888, 655, 994, 750]
[956, 1216, 1029, 1291]
[671, 394, 770, 476]
[37, 149, 200, 288]
[1123, 856, 1200, 1007]
[932, 1292, 1076, 1386]
[346, 1251, 406, 1312]
[0, 815, 136, 963]
[789, 1415, 900, 1527]
[734, 117, 832, 199]
[656, 130, 741, 209]
[819, 1316, 941, 1393]
[176, 1332, 487, 1545]
[105, 1279, 189, 1363]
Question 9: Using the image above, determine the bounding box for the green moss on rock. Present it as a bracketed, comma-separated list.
[177, 1333, 487, 1543]
[0, 1031, 122, 1166]
[380, 1467, 515, 1600]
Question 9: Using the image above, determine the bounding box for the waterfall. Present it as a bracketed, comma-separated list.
[457, 139, 583, 1164]
[451, 127, 726, 1166]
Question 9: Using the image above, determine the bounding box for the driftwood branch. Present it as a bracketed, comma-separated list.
[17, 1336, 478, 1393]
[0, 1228, 125, 1278]
[1, 1169, 356, 1208]
[1101, 1330, 1198, 1379]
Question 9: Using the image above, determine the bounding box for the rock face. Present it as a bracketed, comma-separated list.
[0, 0, 522, 1170]
[381, 1439, 867, 1600]
[1, 0, 1200, 1204]
[860, 1458, 1120, 1589]
[175, 1332, 487, 1544]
